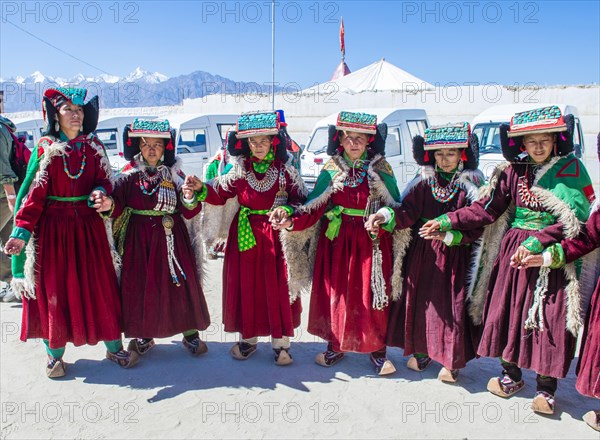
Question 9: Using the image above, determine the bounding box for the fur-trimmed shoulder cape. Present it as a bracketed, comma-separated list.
[390, 165, 486, 304]
[467, 155, 595, 335]
[113, 156, 206, 285]
[200, 153, 308, 260]
[11, 134, 117, 299]
[280, 154, 409, 302]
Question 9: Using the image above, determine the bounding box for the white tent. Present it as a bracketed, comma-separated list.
[305, 58, 434, 94]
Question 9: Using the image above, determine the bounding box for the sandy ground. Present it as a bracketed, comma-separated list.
[1, 258, 598, 439]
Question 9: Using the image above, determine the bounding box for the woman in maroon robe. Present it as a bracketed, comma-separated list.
[95, 119, 211, 358]
[4, 87, 137, 378]
[518, 135, 599, 430]
[366, 123, 484, 383]
[421, 107, 596, 415]
[186, 111, 307, 365]
[271, 111, 401, 376]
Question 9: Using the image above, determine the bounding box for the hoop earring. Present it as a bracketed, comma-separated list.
[55, 121, 60, 132]
[457, 160, 464, 172]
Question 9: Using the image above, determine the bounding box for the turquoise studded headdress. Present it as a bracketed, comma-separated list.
[335, 111, 377, 135]
[508, 105, 567, 138]
[128, 118, 172, 138]
[235, 111, 281, 139]
[423, 123, 470, 150]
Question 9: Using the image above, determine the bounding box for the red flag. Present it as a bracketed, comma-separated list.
[339, 17, 345, 56]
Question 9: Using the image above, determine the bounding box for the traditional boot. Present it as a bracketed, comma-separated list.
[46, 357, 66, 379]
[127, 338, 156, 356]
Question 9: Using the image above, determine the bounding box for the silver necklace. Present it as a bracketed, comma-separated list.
[246, 164, 279, 192]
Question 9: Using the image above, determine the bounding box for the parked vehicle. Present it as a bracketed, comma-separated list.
[13, 117, 45, 150]
[300, 108, 429, 192]
[167, 113, 237, 177]
[472, 104, 585, 179]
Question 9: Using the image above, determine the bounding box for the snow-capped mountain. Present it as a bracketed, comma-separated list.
[0, 68, 277, 111]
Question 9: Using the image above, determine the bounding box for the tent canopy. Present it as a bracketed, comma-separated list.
[306, 58, 434, 94]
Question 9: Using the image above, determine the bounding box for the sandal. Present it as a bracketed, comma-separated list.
[273, 347, 293, 366]
[438, 367, 460, 383]
[407, 355, 432, 372]
[127, 338, 156, 356]
[106, 349, 139, 369]
[532, 391, 555, 415]
[315, 350, 345, 367]
[182, 337, 208, 356]
[46, 357, 66, 379]
[582, 410, 600, 432]
[487, 372, 525, 398]
[369, 353, 396, 376]
[230, 342, 257, 360]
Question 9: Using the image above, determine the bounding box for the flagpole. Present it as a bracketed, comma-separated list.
[271, 0, 275, 111]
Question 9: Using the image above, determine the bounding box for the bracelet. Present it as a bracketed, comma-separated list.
[6, 195, 16, 200]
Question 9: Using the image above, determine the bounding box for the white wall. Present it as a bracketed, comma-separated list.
[182, 85, 600, 188]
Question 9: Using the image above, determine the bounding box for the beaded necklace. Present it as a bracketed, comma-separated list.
[138, 168, 162, 196]
[429, 170, 460, 203]
[343, 152, 369, 188]
[62, 148, 87, 180]
[517, 166, 541, 209]
[246, 164, 279, 192]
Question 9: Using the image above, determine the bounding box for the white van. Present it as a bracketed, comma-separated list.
[472, 104, 585, 179]
[167, 113, 238, 177]
[95, 115, 157, 172]
[300, 108, 429, 192]
[13, 117, 45, 150]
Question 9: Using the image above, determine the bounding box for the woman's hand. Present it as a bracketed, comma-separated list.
[3, 237, 25, 255]
[184, 175, 204, 192]
[269, 207, 292, 230]
[421, 231, 446, 241]
[518, 254, 545, 269]
[419, 220, 441, 237]
[90, 190, 113, 213]
[509, 245, 533, 268]
[365, 213, 385, 235]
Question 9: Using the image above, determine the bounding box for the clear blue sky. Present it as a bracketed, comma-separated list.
[1, 0, 599, 87]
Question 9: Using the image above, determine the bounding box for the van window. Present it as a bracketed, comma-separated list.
[407, 120, 427, 140]
[473, 123, 503, 155]
[306, 127, 329, 154]
[178, 129, 207, 153]
[217, 124, 236, 146]
[386, 128, 401, 157]
[94, 129, 119, 150]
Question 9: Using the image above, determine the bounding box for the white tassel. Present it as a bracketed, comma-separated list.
[371, 239, 388, 310]
[525, 266, 550, 332]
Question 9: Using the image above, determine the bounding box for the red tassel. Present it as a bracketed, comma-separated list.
[461, 149, 468, 161]
[272, 136, 280, 146]
[166, 139, 174, 151]
[369, 135, 375, 143]
[424, 151, 429, 162]
[126, 138, 132, 146]
[235, 140, 242, 149]
[333, 131, 339, 141]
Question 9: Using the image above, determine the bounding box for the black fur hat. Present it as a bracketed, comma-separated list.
[413, 123, 479, 170]
[500, 106, 575, 162]
[326, 123, 388, 157]
[123, 119, 176, 167]
[42, 87, 99, 136]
